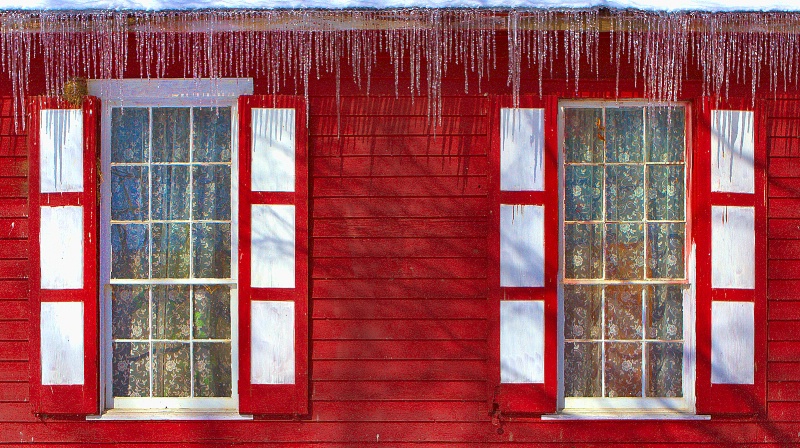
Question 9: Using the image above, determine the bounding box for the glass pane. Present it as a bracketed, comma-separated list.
[564, 108, 603, 163]
[564, 285, 602, 340]
[193, 342, 232, 397]
[564, 342, 602, 397]
[152, 342, 190, 397]
[111, 224, 149, 279]
[193, 285, 231, 339]
[152, 165, 190, 220]
[565, 165, 603, 221]
[605, 223, 644, 280]
[564, 223, 603, 279]
[647, 107, 685, 163]
[647, 165, 684, 221]
[646, 285, 683, 340]
[152, 108, 190, 163]
[151, 285, 190, 340]
[111, 108, 149, 163]
[112, 342, 150, 397]
[192, 165, 231, 221]
[152, 223, 190, 278]
[606, 108, 644, 163]
[646, 342, 683, 397]
[111, 166, 148, 221]
[112, 285, 149, 340]
[193, 107, 232, 162]
[605, 285, 643, 340]
[605, 342, 643, 398]
[193, 223, 231, 279]
[606, 165, 644, 222]
[647, 223, 685, 279]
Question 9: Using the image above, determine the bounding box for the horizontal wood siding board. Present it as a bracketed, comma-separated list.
[0, 260, 28, 279]
[767, 239, 800, 259]
[313, 319, 487, 340]
[310, 401, 487, 422]
[309, 97, 489, 116]
[0, 219, 27, 239]
[312, 299, 487, 319]
[768, 280, 800, 300]
[312, 257, 487, 280]
[312, 198, 489, 218]
[313, 177, 487, 198]
[0, 158, 26, 177]
[768, 382, 800, 401]
[0, 199, 27, 218]
[767, 321, 800, 340]
[0, 361, 28, 381]
[767, 219, 800, 239]
[311, 340, 487, 360]
[0, 342, 28, 361]
[313, 238, 487, 258]
[312, 381, 486, 401]
[0, 382, 28, 402]
[768, 199, 800, 218]
[313, 360, 487, 381]
[0, 300, 28, 320]
[768, 362, 800, 381]
[311, 136, 488, 157]
[312, 219, 488, 238]
[0, 178, 26, 198]
[310, 116, 487, 136]
[312, 279, 488, 299]
[0, 281, 27, 299]
[0, 242, 27, 259]
[768, 157, 800, 178]
[314, 156, 488, 177]
[768, 342, 800, 361]
[0, 321, 27, 341]
[769, 302, 800, 320]
[0, 136, 26, 157]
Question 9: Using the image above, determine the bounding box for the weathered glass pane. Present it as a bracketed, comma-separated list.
[605, 223, 644, 280]
[193, 342, 232, 397]
[646, 342, 683, 397]
[152, 108, 190, 163]
[152, 223, 190, 278]
[565, 165, 603, 221]
[152, 342, 190, 397]
[646, 285, 683, 340]
[111, 166, 148, 221]
[605, 342, 643, 397]
[152, 165, 190, 220]
[647, 223, 685, 279]
[112, 285, 149, 340]
[564, 223, 603, 279]
[111, 224, 148, 279]
[112, 342, 149, 397]
[193, 285, 231, 339]
[151, 285, 190, 340]
[192, 165, 231, 221]
[193, 107, 232, 162]
[647, 165, 684, 221]
[647, 107, 685, 163]
[564, 285, 602, 340]
[606, 108, 644, 163]
[606, 165, 644, 222]
[564, 108, 603, 163]
[193, 223, 231, 279]
[111, 107, 149, 163]
[564, 342, 602, 397]
[605, 285, 643, 340]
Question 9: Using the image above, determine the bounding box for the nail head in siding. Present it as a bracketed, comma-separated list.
[711, 110, 754, 194]
[500, 204, 545, 287]
[40, 206, 83, 289]
[40, 109, 83, 193]
[500, 300, 545, 383]
[251, 301, 295, 385]
[501, 108, 545, 192]
[41, 301, 84, 385]
[251, 108, 295, 192]
[251, 204, 295, 288]
[711, 205, 755, 289]
[711, 301, 754, 384]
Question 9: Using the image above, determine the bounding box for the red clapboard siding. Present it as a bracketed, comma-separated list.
[768, 280, 800, 300]
[0, 260, 27, 279]
[0, 158, 26, 177]
[313, 237, 487, 258]
[769, 382, 800, 401]
[314, 155, 488, 177]
[767, 239, 800, 259]
[312, 136, 488, 157]
[313, 257, 488, 279]
[768, 362, 800, 381]
[312, 218, 488, 238]
[313, 197, 489, 218]
[0, 342, 27, 361]
[768, 157, 800, 178]
[312, 340, 487, 360]
[312, 380, 486, 401]
[0, 383, 27, 403]
[0, 219, 26, 239]
[768, 321, 800, 340]
[313, 360, 487, 381]
[310, 116, 487, 136]
[0, 322, 26, 341]
[0, 301, 28, 320]
[313, 278, 488, 299]
[0, 361, 28, 381]
[310, 96, 489, 116]
[0, 136, 25, 156]
[0, 281, 27, 299]
[769, 302, 800, 320]
[313, 176, 487, 197]
[313, 319, 487, 340]
[0, 199, 27, 218]
[312, 299, 487, 319]
[311, 401, 487, 422]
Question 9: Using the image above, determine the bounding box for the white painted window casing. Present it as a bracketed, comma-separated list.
[251, 301, 295, 384]
[40, 109, 84, 193]
[500, 204, 545, 287]
[251, 204, 296, 288]
[40, 205, 84, 289]
[501, 300, 545, 383]
[711, 205, 755, 289]
[711, 301, 755, 384]
[711, 110, 755, 194]
[41, 301, 84, 385]
[500, 108, 545, 192]
[251, 108, 296, 192]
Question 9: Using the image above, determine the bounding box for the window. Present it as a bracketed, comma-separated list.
[558, 102, 694, 412]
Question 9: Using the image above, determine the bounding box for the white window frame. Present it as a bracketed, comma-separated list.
[556, 100, 697, 415]
[91, 79, 252, 414]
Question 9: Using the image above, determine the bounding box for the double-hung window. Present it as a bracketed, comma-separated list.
[558, 102, 694, 413]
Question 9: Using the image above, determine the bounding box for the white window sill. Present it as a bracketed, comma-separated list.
[87, 409, 253, 421]
[542, 412, 710, 421]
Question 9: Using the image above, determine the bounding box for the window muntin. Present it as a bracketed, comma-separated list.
[559, 103, 693, 411]
[104, 104, 238, 410]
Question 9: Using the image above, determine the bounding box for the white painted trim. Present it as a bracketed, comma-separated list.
[88, 79, 253, 104]
[500, 108, 545, 191]
[251, 108, 296, 192]
[500, 204, 545, 287]
[40, 109, 84, 193]
[500, 300, 545, 383]
[711, 205, 755, 289]
[710, 110, 755, 194]
[40, 205, 84, 289]
[89, 409, 252, 421]
[41, 302, 84, 385]
[251, 301, 295, 385]
[251, 204, 296, 288]
[711, 301, 755, 385]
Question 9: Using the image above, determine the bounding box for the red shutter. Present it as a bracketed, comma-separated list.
[489, 95, 559, 414]
[28, 96, 100, 415]
[238, 95, 309, 415]
[694, 97, 767, 416]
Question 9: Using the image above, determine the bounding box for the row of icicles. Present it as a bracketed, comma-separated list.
[2, 9, 800, 129]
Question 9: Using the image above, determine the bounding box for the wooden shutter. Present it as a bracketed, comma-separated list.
[694, 98, 767, 416]
[489, 95, 558, 414]
[237, 95, 308, 415]
[28, 96, 100, 415]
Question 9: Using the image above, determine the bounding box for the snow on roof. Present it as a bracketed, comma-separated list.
[0, 0, 799, 12]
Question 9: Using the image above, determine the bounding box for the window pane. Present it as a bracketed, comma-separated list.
[646, 342, 683, 397]
[647, 223, 685, 279]
[152, 165, 190, 221]
[605, 342, 643, 398]
[193, 107, 232, 162]
[111, 108, 149, 163]
[605, 223, 644, 280]
[113, 342, 150, 397]
[152, 342, 190, 397]
[151, 223, 190, 278]
[151, 285, 190, 340]
[564, 285, 602, 340]
[152, 108, 190, 163]
[192, 165, 231, 221]
[564, 342, 602, 397]
[111, 166, 148, 221]
[565, 165, 603, 221]
[111, 285, 149, 340]
[647, 107, 685, 163]
[606, 108, 644, 163]
[111, 224, 149, 279]
[647, 165, 684, 221]
[193, 285, 231, 339]
[564, 108, 603, 163]
[606, 165, 644, 222]
[646, 285, 683, 340]
[564, 223, 603, 279]
[194, 342, 232, 397]
[193, 223, 231, 279]
[605, 285, 643, 340]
